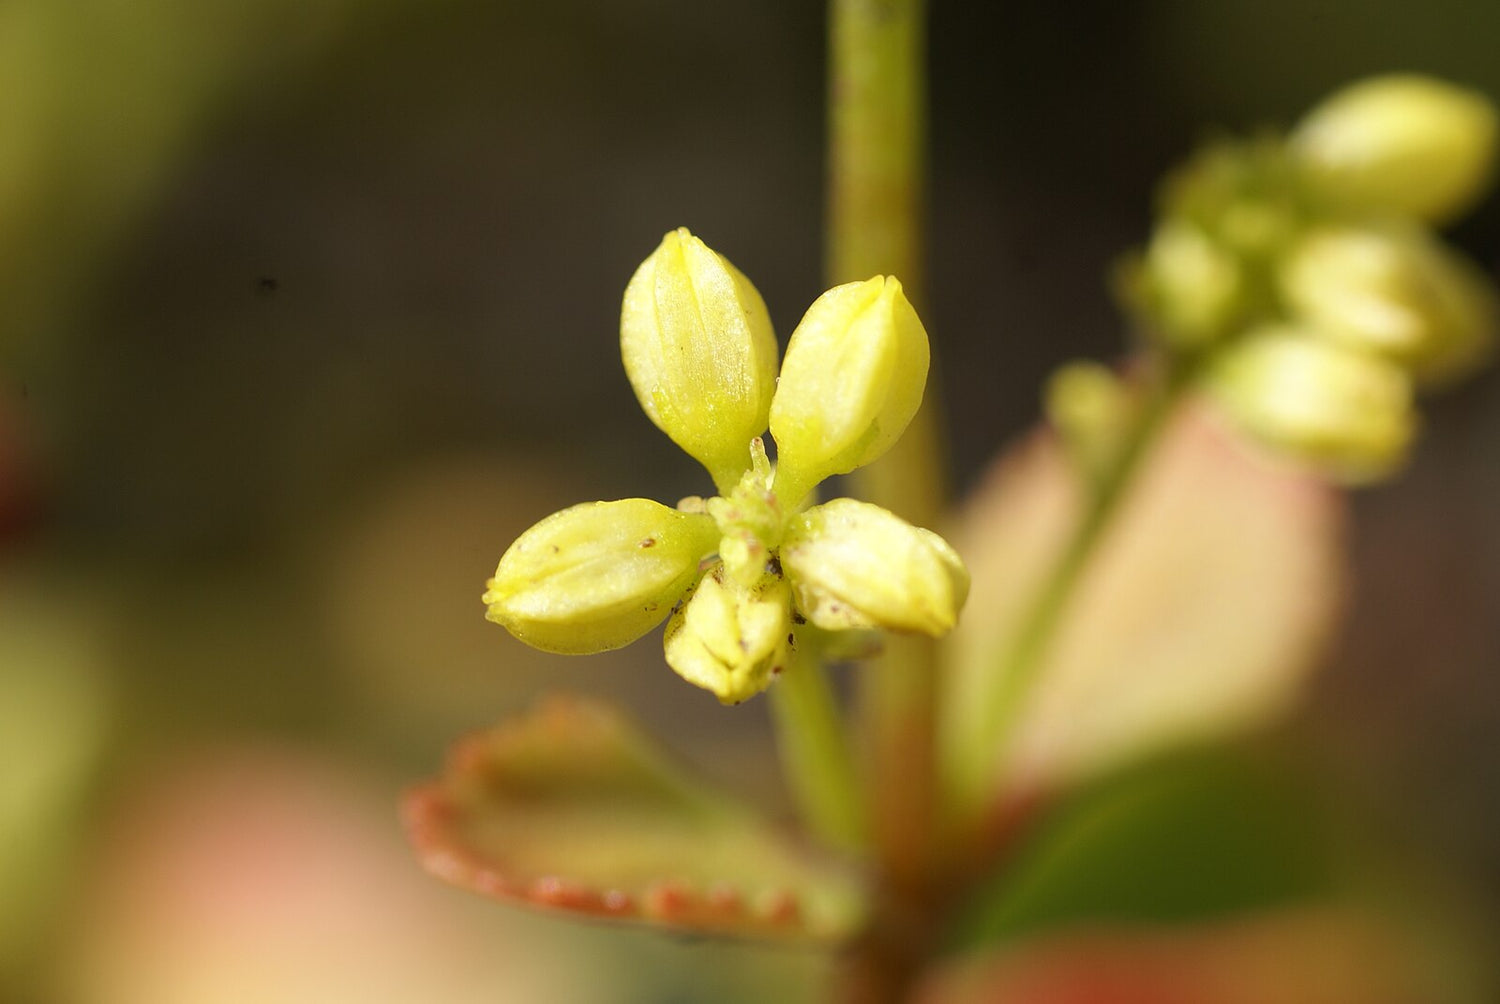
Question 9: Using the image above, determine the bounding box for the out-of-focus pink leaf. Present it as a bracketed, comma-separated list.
[943, 404, 1345, 803]
[403, 695, 866, 944]
[919, 909, 1460, 1004]
[65, 749, 604, 1004]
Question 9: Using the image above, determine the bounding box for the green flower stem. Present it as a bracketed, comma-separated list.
[953, 357, 1195, 822]
[828, 0, 926, 306]
[829, 0, 944, 901]
[825, 3, 944, 999]
[769, 642, 866, 850]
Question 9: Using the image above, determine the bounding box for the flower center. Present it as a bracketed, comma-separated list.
[707, 437, 787, 587]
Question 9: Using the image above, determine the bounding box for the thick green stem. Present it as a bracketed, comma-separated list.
[827, 3, 942, 1000]
[769, 644, 865, 849]
[829, 0, 942, 896]
[828, 0, 926, 298]
[952, 358, 1194, 822]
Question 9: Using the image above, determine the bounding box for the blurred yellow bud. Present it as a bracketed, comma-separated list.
[769, 276, 930, 507]
[1137, 220, 1246, 347]
[663, 567, 792, 704]
[484, 499, 718, 654]
[1046, 361, 1133, 480]
[1279, 223, 1496, 386]
[1207, 328, 1416, 484]
[1216, 197, 1300, 259]
[781, 498, 967, 636]
[621, 228, 780, 492]
[1417, 247, 1499, 387]
[1291, 74, 1499, 223]
[1156, 137, 1301, 258]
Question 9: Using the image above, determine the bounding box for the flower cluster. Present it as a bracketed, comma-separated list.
[483, 229, 968, 703]
[1116, 75, 1499, 482]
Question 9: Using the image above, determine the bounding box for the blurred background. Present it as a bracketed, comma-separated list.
[3, 1, 1499, 1000]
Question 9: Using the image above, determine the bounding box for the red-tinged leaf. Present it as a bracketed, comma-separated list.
[403, 695, 866, 943]
[918, 909, 1469, 1004]
[943, 403, 1345, 804]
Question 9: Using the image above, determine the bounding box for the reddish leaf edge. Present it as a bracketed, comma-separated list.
[402, 695, 864, 945]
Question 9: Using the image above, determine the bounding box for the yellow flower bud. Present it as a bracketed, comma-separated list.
[1291, 74, 1499, 223]
[1207, 327, 1416, 484]
[1135, 220, 1246, 347]
[768, 277, 930, 507]
[484, 499, 718, 654]
[1418, 247, 1499, 387]
[781, 498, 968, 636]
[1156, 137, 1300, 259]
[663, 566, 792, 704]
[1279, 223, 1496, 386]
[1046, 361, 1133, 481]
[620, 228, 780, 492]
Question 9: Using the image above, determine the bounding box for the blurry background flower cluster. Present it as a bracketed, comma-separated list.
[4, 1, 1500, 1001]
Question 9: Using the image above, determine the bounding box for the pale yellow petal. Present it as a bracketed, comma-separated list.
[1292, 74, 1498, 223]
[620, 228, 778, 492]
[769, 277, 930, 505]
[484, 499, 717, 654]
[782, 498, 967, 637]
[663, 567, 791, 704]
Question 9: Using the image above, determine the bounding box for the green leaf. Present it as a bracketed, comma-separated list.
[951, 746, 1337, 947]
[923, 908, 1468, 1004]
[403, 695, 866, 944]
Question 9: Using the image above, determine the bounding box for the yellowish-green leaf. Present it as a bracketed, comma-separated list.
[404, 695, 866, 943]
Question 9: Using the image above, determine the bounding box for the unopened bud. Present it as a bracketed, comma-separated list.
[484, 499, 718, 654]
[1279, 223, 1496, 386]
[1207, 327, 1416, 484]
[663, 566, 791, 704]
[1291, 74, 1499, 223]
[1157, 137, 1300, 258]
[769, 277, 930, 507]
[621, 228, 780, 492]
[1046, 361, 1133, 481]
[781, 498, 967, 636]
[1131, 220, 1246, 347]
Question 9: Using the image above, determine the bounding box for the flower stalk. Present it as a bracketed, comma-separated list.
[768, 640, 866, 850]
[827, 1, 949, 1000]
[830, 0, 941, 876]
[828, 0, 939, 526]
